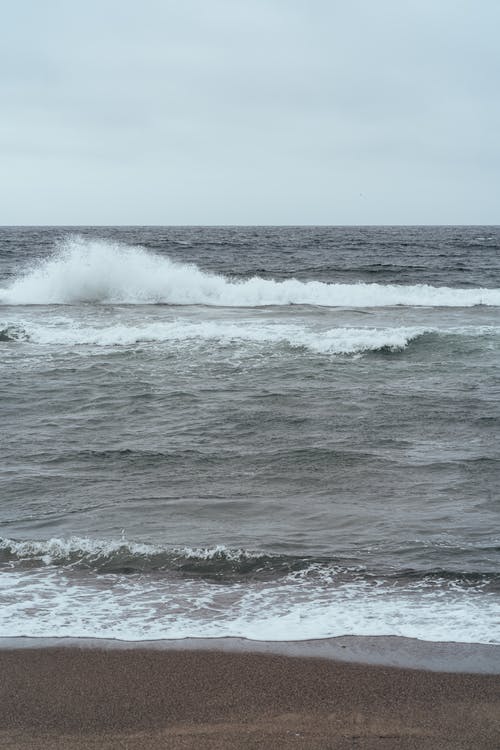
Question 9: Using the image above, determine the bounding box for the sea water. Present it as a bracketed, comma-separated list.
[1, 226, 499, 643]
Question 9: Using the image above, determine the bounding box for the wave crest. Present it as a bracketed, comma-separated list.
[0, 324, 29, 342]
[0, 537, 288, 578]
[2, 236, 500, 307]
[1, 318, 428, 354]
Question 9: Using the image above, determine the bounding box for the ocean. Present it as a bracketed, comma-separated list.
[1, 225, 499, 645]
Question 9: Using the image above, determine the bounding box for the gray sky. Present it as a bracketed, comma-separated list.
[1, 0, 499, 224]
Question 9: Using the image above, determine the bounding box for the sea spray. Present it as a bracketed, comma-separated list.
[2, 236, 500, 307]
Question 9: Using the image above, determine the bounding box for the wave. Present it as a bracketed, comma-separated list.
[2, 236, 500, 307]
[0, 536, 344, 578]
[0, 319, 431, 354]
[0, 325, 29, 342]
[1, 537, 498, 643]
[1, 536, 315, 577]
[1, 536, 497, 584]
[4, 317, 498, 355]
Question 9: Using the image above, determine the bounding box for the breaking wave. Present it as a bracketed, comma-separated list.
[0, 536, 273, 577]
[2, 236, 500, 307]
[1, 537, 499, 643]
[0, 319, 430, 354]
[0, 325, 29, 342]
[3, 317, 498, 356]
[1, 536, 498, 585]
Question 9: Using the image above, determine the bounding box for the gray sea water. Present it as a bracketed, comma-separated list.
[1, 226, 499, 643]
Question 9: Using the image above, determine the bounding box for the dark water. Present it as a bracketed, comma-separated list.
[1, 226, 499, 643]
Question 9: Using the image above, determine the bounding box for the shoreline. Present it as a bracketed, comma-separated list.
[1, 633, 500, 673]
[1, 645, 500, 749]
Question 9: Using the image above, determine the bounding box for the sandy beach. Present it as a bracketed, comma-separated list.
[1, 645, 499, 749]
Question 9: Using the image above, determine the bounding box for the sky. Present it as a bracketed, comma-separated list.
[1, 0, 499, 225]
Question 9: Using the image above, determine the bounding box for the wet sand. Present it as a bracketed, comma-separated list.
[1, 646, 499, 749]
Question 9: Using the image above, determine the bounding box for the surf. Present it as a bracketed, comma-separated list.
[0, 318, 431, 354]
[2, 236, 500, 307]
[1, 536, 498, 644]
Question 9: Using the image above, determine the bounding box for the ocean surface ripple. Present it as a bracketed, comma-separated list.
[1, 226, 499, 644]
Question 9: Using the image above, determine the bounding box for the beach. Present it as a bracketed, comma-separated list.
[1, 643, 500, 749]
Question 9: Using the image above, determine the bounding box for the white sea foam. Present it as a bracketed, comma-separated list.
[1, 536, 499, 644]
[0, 536, 158, 565]
[5, 318, 429, 355]
[0, 536, 257, 566]
[2, 236, 500, 307]
[0, 562, 498, 644]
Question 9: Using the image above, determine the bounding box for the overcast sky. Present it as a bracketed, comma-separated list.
[1, 0, 499, 225]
